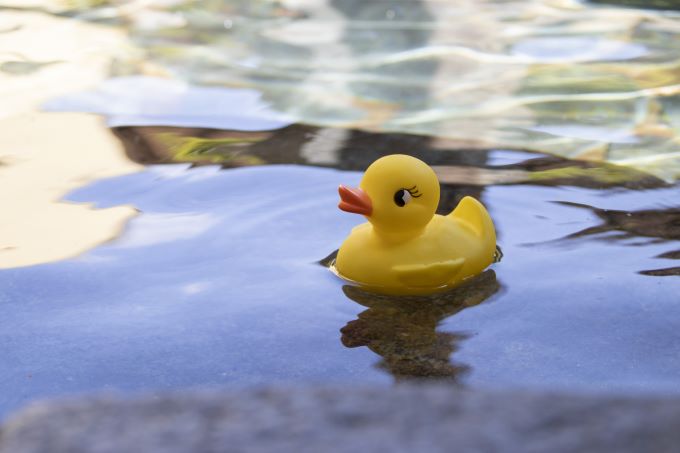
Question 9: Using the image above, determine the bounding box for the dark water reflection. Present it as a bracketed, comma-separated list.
[588, 0, 680, 9]
[556, 202, 680, 276]
[112, 124, 668, 191]
[340, 271, 501, 383]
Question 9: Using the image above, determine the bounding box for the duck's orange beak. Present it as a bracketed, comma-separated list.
[338, 185, 372, 216]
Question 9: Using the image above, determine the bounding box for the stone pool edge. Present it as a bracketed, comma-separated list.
[1, 385, 679, 453]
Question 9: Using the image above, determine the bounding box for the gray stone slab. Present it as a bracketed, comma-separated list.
[2, 385, 680, 453]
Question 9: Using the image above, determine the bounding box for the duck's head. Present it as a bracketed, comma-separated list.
[338, 154, 440, 239]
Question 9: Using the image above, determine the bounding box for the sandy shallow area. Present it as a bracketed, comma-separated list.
[0, 10, 141, 268]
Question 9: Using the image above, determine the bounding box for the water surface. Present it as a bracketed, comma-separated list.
[0, 0, 679, 420]
[1, 143, 678, 417]
[32, 0, 680, 180]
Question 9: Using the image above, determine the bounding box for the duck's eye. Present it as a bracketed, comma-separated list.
[393, 189, 412, 207]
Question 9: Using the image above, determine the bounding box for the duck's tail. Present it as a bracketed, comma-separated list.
[449, 196, 497, 260]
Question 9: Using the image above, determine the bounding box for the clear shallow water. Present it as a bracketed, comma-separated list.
[30, 0, 680, 180]
[0, 146, 677, 417]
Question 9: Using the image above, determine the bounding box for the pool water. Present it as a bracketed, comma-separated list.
[0, 138, 678, 416]
[0, 0, 679, 418]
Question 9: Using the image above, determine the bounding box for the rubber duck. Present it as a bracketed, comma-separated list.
[335, 154, 496, 295]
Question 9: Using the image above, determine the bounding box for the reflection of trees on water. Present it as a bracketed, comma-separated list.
[112, 125, 486, 169]
[112, 124, 489, 211]
[339, 270, 500, 383]
[588, 0, 680, 10]
[561, 202, 680, 242]
[559, 201, 680, 276]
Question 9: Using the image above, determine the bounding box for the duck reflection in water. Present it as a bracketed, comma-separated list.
[340, 270, 501, 383]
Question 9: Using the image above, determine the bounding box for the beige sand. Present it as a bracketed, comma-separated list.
[0, 11, 141, 268]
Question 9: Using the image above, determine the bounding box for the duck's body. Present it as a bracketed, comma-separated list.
[336, 197, 495, 295]
[335, 155, 496, 295]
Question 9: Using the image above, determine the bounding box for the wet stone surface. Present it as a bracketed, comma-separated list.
[3, 385, 680, 453]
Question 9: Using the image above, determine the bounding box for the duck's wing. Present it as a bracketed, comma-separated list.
[393, 258, 465, 288]
[449, 196, 496, 241]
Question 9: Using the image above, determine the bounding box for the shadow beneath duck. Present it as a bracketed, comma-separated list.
[340, 270, 501, 384]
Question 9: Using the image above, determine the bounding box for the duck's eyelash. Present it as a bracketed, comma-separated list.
[406, 186, 422, 198]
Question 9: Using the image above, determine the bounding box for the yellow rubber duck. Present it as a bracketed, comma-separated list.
[335, 154, 496, 295]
